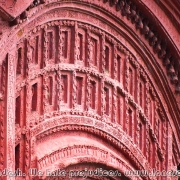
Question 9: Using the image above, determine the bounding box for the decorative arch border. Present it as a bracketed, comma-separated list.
[30, 116, 152, 174]
[36, 145, 141, 180]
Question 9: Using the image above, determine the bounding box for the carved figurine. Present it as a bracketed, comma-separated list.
[27, 40, 34, 64]
[89, 39, 94, 64]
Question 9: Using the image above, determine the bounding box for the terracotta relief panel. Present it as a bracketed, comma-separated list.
[16, 47, 22, 75]
[104, 40, 113, 77]
[139, 76, 146, 110]
[27, 76, 43, 122]
[75, 73, 86, 110]
[59, 71, 71, 109]
[26, 39, 34, 66]
[76, 29, 86, 65]
[43, 73, 56, 113]
[15, 134, 26, 174]
[137, 115, 146, 154]
[155, 110, 164, 149]
[15, 96, 21, 125]
[127, 106, 136, 141]
[88, 76, 100, 113]
[46, 26, 58, 65]
[88, 33, 100, 69]
[61, 31, 68, 59]
[16, 41, 26, 80]
[103, 83, 113, 121]
[116, 89, 125, 128]
[149, 90, 155, 128]
[60, 27, 74, 63]
[172, 137, 179, 168]
[128, 63, 137, 98]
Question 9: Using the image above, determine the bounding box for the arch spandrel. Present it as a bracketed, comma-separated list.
[0, 1, 180, 179]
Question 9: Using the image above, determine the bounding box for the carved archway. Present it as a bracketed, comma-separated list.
[0, 1, 180, 180]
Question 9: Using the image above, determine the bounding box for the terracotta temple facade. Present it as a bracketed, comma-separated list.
[0, 0, 180, 179]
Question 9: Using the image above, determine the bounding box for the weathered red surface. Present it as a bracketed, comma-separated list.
[0, 0, 180, 180]
[0, 0, 32, 20]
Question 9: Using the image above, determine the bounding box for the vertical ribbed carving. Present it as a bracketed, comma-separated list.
[136, 69, 140, 105]
[101, 78, 105, 117]
[145, 124, 150, 160]
[43, 25, 48, 67]
[162, 121, 167, 170]
[74, 21, 78, 63]
[58, 25, 62, 63]
[24, 130, 30, 176]
[72, 70, 77, 109]
[87, 29, 91, 67]
[26, 83, 31, 127]
[145, 81, 149, 117]
[86, 73, 91, 111]
[56, 70, 61, 111]
[101, 33, 105, 74]
[26, 38, 33, 77]
[136, 111, 140, 147]
[114, 44, 118, 80]
[124, 56, 129, 92]
[112, 85, 117, 123]
[124, 95, 128, 133]
[43, 74, 49, 114]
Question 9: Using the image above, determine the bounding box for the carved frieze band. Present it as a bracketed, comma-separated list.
[37, 145, 139, 178]
[30, 115, 165, 173]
